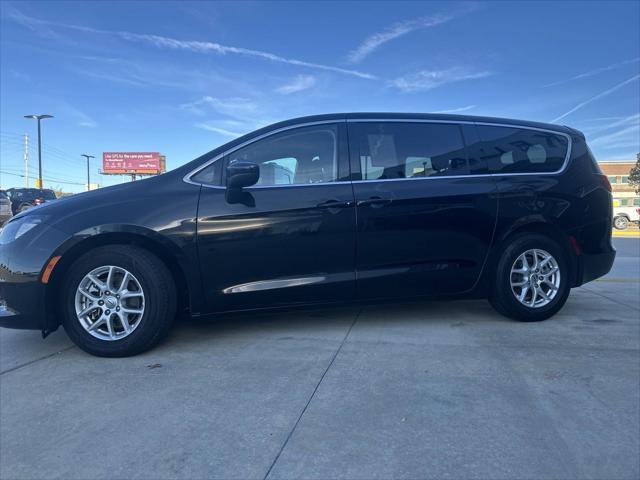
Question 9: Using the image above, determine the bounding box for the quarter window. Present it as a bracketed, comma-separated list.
[228, 125, 338, 186]
[191, 158, 223, 185]
[350, 122, 469, 180]
[474, 125, 568, 174]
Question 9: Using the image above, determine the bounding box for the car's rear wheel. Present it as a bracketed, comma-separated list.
[489, 233, 570, 322]
[613, 215, 629, 230]
[61, 245, 176, 357]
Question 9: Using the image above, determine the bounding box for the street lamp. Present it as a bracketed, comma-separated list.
[81, 154, 95, 191]
[24, 114, 54, 189]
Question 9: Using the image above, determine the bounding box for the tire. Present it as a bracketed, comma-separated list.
[489, 233, 570, 322]
[613, 215, 629, 230]
[61, 245, 176, 357]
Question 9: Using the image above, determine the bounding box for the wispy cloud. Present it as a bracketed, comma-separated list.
[589, 114, 640, 150]
[60, 103, 98, 128]
[180, 96, 258, 118]
[434, 105, 477, 113]
[347, 12, 456, 64]
[275, 74, 316, 94]
[544, 58, 640, 88]
[590, 125, 640, 149]
[391, 68, 492, 93]
[195, 123, 244, 138]
[5, 8, 376, 80]
[550, 74, 640, 123]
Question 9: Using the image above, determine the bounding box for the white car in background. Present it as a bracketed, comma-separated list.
[613, 202, 640, 230]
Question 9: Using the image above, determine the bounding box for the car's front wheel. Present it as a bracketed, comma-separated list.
[61, 245, 176, 357]
[489, 233, 570, 322]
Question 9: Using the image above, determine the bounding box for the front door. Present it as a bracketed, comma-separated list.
[196, 122, 357, 313]
[348, 121, 498, 300]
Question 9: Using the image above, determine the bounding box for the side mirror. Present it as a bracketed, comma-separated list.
[227, 161, 259, 189]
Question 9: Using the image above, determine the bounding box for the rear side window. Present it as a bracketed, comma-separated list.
[474, 125, 568, 174]
[349, 122, 470, 180]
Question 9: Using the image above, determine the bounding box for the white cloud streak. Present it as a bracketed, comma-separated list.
[347, 13, 456, 64]
[195, 123, 244, 137]
[180, 96, 258, 118]
[550, 74, 640, 123]
[275, 74, 316, 94]
[434, 105, 477, 113]
[589, 114, 640, 149]
[4, 9, 375, 80]
[544, 58, 640, 88]
[391, 68, 492, 93]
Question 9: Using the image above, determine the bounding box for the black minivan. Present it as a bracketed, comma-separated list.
[0, 113, 615, 356]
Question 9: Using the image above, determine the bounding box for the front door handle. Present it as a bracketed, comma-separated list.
[357, 196, 392, 208]
[316, 199, 354, 209]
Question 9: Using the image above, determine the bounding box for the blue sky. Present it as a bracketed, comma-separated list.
[1, 0, 639, 193]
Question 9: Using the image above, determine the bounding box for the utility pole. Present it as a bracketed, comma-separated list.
[24, 114, 54, 189]
[81, 154, 95, 191]
[23, 134, 29, 187]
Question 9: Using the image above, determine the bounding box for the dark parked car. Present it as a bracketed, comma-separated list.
[0, 113, 615, 356]
[6, 187, 57, 214]
[0, 189, 13, 225]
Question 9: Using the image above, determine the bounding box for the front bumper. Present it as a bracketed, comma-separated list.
[0, 277, 46, 330]
[0, 280, 45, 330]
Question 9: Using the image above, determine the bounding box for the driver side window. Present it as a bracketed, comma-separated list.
[227, 124, 338, 187]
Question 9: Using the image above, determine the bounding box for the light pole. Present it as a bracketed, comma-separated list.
[81, 154, 95, 191]
[24, 114, 54, 189]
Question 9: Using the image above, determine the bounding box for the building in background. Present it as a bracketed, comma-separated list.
[598, 160, 639, 207]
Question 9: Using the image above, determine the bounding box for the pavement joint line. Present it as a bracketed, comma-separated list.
[0, 345, 76, 376]
[595, 278, 640, 283]
[579, 285, 640, 312]
[262, 307, 362, 480]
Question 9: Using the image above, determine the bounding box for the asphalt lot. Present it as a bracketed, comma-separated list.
[1, 238, 639, 480]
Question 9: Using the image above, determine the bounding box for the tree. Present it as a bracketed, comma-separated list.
[629, 153, 640, 195]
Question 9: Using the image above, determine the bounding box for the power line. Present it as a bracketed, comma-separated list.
[0, 170, 85, 186]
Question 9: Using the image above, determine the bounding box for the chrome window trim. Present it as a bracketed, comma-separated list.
[183, 117, 573, 189]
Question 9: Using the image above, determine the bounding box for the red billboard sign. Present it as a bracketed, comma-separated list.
[102, 152, 164, 174]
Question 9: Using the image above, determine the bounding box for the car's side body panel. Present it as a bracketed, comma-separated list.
[0, 113, 616, 336]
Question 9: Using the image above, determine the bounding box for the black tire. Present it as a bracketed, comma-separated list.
[61, 245, 176, 357]
[489, 233, 570, 322]
[613, 215, 629, 230]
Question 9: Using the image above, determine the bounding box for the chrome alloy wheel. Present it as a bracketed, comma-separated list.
[74, 265, 145, 341]
[510, 249, 560, 308]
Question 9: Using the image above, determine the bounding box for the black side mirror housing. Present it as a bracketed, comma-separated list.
[227, 161, 259, 189]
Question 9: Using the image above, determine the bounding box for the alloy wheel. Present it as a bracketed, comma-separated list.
[74, 265, 145, 341]
[510, 249, 560, 308]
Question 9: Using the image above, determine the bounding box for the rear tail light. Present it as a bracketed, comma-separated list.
[596, 174, 612, 192]
[636, 208, 640, 215]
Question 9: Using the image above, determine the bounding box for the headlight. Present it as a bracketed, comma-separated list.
[0, 215, 47, 245]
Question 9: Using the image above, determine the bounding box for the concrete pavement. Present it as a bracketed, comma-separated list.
[1, 239, 638, 480]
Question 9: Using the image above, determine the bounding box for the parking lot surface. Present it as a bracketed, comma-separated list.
[1, 238, 639, 480]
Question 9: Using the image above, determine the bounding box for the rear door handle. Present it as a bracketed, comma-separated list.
[316, 199, 354, 209]
[357, 197, 392, 208]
